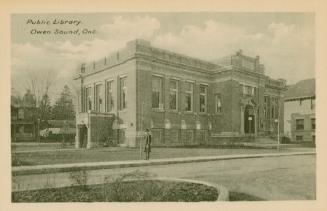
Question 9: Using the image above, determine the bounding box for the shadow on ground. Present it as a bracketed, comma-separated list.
[229, 191, 265, 201]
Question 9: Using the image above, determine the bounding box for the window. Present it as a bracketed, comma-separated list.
[215, 94, 222, 113]
[199, 85, 207, 113]
[106, 80, 114, 112]
[184, 82, 194, 112]
[264, 96, 269, 118]
[181, 129, 194, 144]
[152, 76, 164, 109]
[86, 87, 92, 111]
[296, 135, 303, 141]
[169, 79, 178, 110]
[311, 118, 315, 130]
[243, 85, 254, 96]
[120, 77, 127, 110]
[186, 130, 194, 143]
[166, 129, 179, 143]
[198, 130, 207, 144]
[95, 84, 103, 112]
[296, 119, 304, 130]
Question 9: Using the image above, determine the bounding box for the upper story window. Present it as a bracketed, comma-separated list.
[215, 94, 222, 113]
[95, 84, 103, 112]
[184, 82, 194, 112]
[169, 79, 178, 110]
[264, 96, 269, 118]
[296, 119, 304, 131]
[105, 80, 114, 112]
[86, 87, 92, 111]
[199, 85, 207, 113]
[152, 76, 164, 109]
[242, 85, 255, 96]
[120, 77, 127, 110]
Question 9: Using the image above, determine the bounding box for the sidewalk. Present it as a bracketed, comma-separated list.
[12, 146, 130, 154]
[12, 151, 315, 176]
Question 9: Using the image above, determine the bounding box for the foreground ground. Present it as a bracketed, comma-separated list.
[12, 144, 314, 166]
[12, 154, 315, 200]
[12, 180, 218, 202]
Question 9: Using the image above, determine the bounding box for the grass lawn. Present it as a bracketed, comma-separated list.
[12, 146, 313, 166]
[12, 180, 218, 202]
[12, 143, 74, 152]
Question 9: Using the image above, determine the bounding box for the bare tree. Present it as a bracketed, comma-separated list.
[24, 68, 58, 141]
[26, 69, 56, 107]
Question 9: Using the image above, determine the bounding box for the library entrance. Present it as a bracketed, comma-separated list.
[244, 105, 255, 134]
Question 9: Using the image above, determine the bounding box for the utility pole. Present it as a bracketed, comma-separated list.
[275, 98, 281, 151]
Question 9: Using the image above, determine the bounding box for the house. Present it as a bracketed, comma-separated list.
[73, 39, 286, 148]
[11, 90, 37, 142]
[283, 79, 315, 143]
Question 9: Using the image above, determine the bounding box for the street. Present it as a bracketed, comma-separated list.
[12, 154, 315, 200]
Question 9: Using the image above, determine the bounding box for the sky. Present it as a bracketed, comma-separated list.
[11, 12, 315, 103]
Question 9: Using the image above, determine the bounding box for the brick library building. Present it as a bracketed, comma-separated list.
[74, 39, 286, 148]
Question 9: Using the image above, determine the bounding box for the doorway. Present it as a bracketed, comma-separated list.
[244, 105, 255, 134]
[79, 125, 88, 148]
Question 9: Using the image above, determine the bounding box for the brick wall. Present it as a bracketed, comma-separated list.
[89, 115, 114, 147]
[136, 58, 212, 146]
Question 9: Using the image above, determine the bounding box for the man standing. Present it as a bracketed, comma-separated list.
[144, 129, 152, 160]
